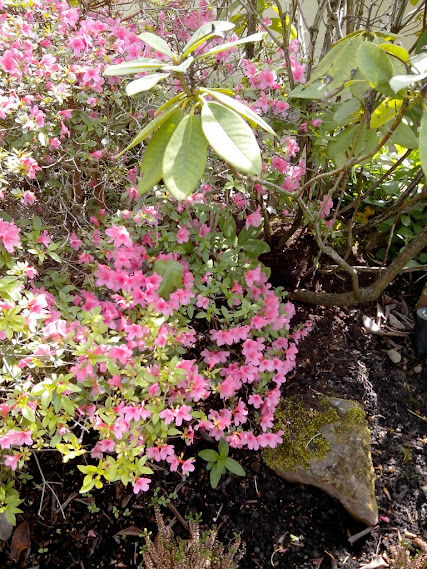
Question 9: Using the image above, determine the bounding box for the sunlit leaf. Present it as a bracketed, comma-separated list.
[125, 73, 170, 96]
[201, 102, 261, 175]
[195, 32, 265, 61]
[389, 71, 427, 93]
[419, 112, 427, 178]
[201, 88, 276, 136]
[182, 21, 235, 58]
[163, 114, 207, 200]
[103, 58, 164, 76]
[369, 98, 403, 129]
[138, 32, 172, 59]
[378, 43, 409, 63]
[161, 57, 194, 73]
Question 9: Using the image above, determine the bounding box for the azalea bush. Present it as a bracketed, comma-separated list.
[0, 188, 311, 523]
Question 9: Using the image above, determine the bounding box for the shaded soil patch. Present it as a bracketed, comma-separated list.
[1, 278, 426, 569]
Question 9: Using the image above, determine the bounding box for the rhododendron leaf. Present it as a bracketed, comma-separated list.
[201, 88, 276, 136]
[138, 32, 172, 59]
[163, 114, 207, 200]
[357, 42, 394, 97]
[199, 449, 219, 462]
[378, 43, 409, 63]
[387, 121, 418, 149]
[154, 92, 187, 117]
[103, 58, 164, 76]
[225, 457, 246, 476]
[153, 259, 183, 299]
[201, 102, 261, 175]
[389, 71, 427, 93]
[161, 57, 194, 73]
[125, 73, 170, 96]
[116, 105, 180, 158]
[195, 32, 265, 61]
[138, 109, 183, 194]
[182, 21, 235, 58]
[419, 113, 427, 178]
[241, 239, 270, 258]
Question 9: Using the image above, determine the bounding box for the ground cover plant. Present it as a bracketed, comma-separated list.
[0, 0, 426, 567]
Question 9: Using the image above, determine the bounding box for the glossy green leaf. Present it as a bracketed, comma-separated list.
[378, 43, 409, 63]
[357, 42, 394, 96]
[225, 457, 246, 476]
[369, 98, 403, 129]
[182, 21, 235, 58]
[125, 73, 170, 96]
[116, 105, 179, 158]
[163, 114, 207, 200]
[419, 112, 427, 178]
[201, 102, 261, 175]
[154, 92, 186, 117]
[201, 88, 276, 136]
[195, 32, 265, 61]
[138, 109, 183, 194]
[153, 259, 183, 299]
[138, 32, 172, 59]
[103, 58, 164, 76]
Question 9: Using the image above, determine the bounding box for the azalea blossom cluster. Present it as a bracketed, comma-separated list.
[0, 190, 311, 502]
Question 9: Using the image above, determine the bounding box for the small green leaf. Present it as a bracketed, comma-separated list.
[225, 457, 246, 476]
[163, 114, 207, 200]
[201, 102, 261, 175]
[138, 32, 172, 59]
[125, 73, 170, 96]
[138, 108, 183, 194]
[218, 437, 229, 458]
[153, 259, 183, 299]
[210, 462, 225, 488]
[103, 58, 164, 76]
[419, 112, 427, 178]
[199, 449, 220, 462]
[241, 239, 270, 258]
[357, 42, 394, 96]
[218, 214, 236, 240]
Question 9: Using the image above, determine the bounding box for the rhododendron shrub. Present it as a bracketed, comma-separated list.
[0, 190, 311, 523]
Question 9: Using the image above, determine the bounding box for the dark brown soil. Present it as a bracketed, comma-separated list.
[1, 270, 426, 569]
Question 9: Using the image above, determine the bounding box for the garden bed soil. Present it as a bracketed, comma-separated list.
[1, 274, 426, 569]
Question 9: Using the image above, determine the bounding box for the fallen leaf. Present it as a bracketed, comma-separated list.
[359, 555, 388, 569]
[10, 521, 31, 562]
[362, 315, 383, 335]
[115, 525, 144, 537]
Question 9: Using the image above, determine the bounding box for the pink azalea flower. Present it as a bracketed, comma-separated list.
[181, 458, 195, 476]
[245, 206, 262, 230]
[177, 226, 190, 244]
[0, 220, 21, 253]
[4, 454, 20, 471]
[133, 477, 151, 494]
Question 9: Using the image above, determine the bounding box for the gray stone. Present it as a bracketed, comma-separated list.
[264, 396, 378, 526]
[387, 349, 402, 364]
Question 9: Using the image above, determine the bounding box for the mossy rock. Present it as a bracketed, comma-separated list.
[264, 396, 378, 526]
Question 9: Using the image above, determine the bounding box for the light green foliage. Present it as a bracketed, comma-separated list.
[199, 438, 246, 488]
